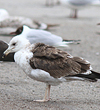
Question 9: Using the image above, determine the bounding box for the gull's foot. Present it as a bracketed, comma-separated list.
[33, 99, 49, 102]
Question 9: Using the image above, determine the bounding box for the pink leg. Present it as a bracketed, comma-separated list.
[34, 85, 51, 102]
[70, 9, 78, 18]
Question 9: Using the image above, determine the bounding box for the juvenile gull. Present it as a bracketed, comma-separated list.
[3, 36, 100, 102]
[10, 25, 80, 47]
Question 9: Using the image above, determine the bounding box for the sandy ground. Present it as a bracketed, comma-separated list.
[0, 0, 100, 110]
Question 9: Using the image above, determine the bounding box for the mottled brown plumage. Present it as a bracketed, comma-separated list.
[30, 43, 90, 78]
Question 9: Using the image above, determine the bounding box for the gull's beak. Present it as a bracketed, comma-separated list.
[2, 48, 11, 58]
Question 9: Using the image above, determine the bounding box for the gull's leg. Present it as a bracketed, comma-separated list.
[34, 85, 51, 102]
[73, 9, 77, 18]
[43, 85, 49, 100]
[51, 0, 54, 6]
[47, 85, 51, 100]
[56, 0, 60, 5]
[45, 0, 49, 6]
[70, 9, 78, 18]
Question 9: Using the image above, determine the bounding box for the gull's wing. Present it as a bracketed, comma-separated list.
[26, 29, 63, 46]
[30, 43, 91, 78]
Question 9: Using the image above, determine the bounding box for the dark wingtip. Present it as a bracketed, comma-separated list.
[91, 70, 100, 79]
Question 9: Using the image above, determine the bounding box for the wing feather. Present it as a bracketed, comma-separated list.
[30, 43, 91, 78]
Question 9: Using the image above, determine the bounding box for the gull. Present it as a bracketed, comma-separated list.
[0, 8, 59, 30]
[0, 9, 35, 28]
[10, 25, 80, 47]
[0, 40, 14, 61]
[60, 0, 100, 18]
[3, 36, 100, 102]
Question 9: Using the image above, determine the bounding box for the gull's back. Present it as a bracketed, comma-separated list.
[26, 29, 63, 46]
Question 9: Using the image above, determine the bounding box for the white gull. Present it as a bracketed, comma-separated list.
[60, 0, 100, 18]
[10, 25, 80, 47]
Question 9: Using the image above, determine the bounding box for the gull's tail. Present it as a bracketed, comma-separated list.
[55, 40, 81, 48]
[63, 39, 81, 45]
[66, 71, 100, 82]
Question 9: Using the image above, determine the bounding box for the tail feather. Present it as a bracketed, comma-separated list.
[91, 70, 100, 79]
[67, 71, 100, 82]
[63, 40, 81, 45]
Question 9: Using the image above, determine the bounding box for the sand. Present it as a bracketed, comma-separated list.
[0, 0, 100, 110]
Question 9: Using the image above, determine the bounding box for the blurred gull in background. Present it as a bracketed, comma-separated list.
[0, 40, 14, 61]
[0, 9, 59, 35]
[0, 8, 35, 28]
[0, 9, 9, 21]
[60, 0, 100, 18]
[10, 25, 80, 47]
[45, 0, 60, 6]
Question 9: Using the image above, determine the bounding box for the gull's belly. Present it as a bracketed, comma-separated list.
[29, 69, 66, 86]
[14, 50, 66, 86]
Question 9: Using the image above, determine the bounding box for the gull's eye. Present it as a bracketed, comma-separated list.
[12, 43, 16, 46]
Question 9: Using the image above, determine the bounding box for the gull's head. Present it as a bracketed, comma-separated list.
[2, 36, 30, 58]
[10, 26, 23, 35]
[10, 25, 30, 35]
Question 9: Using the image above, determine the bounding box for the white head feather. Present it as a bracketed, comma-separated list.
[4, 36, 30, 55]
